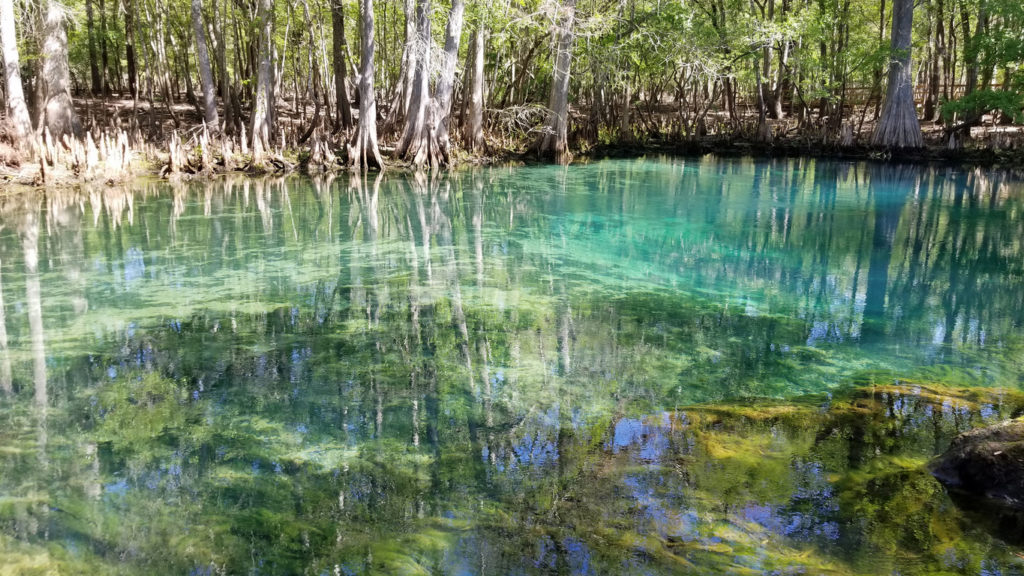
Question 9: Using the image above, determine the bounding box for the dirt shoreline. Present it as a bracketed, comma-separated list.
[2, 136, 1022, 193]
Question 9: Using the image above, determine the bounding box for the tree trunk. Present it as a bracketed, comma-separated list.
[331, 0, 353, 130]
[397, 0, 464, 168]
[381, 0, 416, 137]
[125, 0, 138, 101]
[760, 0, 777, 119]
[923, 0, 944, 121]
[618, 79, 633, 143]
[463, 23, 485, 152]
[977, 9, 993, 91]
[192, 0, 220, 129]
[944, 7, 953, 101]
[150, 1, 179, 126]
[871, 0, 922, 148]
[100, 0, 109, 94]
[175, 29, 198, 110]
[1, 0, 31, 146]
[42, 1, 80, 139]
[871, 0, 887, 119]
[431, 0, 464, 160]
[536, 0, 576, 163]
[395, 0, 430, 161]
[217, 0, 234, 132]
[251, 0, 274, 163]
[87, 0, 101, 94]
[273, 10, 286, 115]
[959, 0, 977, 97]
[753, 52, 771, 142]
[773, 36, 790, 118]
[348, 0, 384, 169]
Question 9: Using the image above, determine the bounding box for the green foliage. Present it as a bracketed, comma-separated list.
[941, 89, 1024, 123]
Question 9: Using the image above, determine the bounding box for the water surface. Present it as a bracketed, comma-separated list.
[1, 158, 1023, 574]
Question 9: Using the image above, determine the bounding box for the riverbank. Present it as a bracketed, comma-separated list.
[3, 128, 1024, 193]
[576, 136, 1024, 168]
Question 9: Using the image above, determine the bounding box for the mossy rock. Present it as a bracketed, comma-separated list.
[931, 418, 1024, 506]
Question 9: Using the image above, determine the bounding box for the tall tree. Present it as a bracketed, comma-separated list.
[871, 0, 922, 147]
[960, 0, 979, 97]
[395, 0, 431, 161]
[192, 0, 220, 129]
[124, 0, 138, 101]
[41, 0, 81, 139]
[923, 0, 945, 121]
[86, 0, 102, 94]
[100, 0, 109, 94]
[536, 0, 576, 163]
[1, 0, 32, 145]
[331, 0, 353, 130]
[382, 0, 417, 136]
[396, 0, 466, 168]
[251, 0, 275, 163]
[348, 0, 384, 169]
[463, 23, 485, 152]
[216, 0, 234, 132]
[432, 0, 465, 162]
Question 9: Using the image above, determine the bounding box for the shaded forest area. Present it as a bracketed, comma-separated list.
[2, 0, 1024, 178]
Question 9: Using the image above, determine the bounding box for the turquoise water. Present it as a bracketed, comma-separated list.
[1, 157, 1023, 574]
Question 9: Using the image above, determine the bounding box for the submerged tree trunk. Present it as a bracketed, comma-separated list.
[42, 1, 80, 139]
[1, 0, 32, 146]
[251, 0, 274, 163]
[0, 260, 10, 394]
[192, 0, 220, 129]
[348, 0, 384, 169]
[463, 23, 485, 152]
[871, 0, 922, 148]
[536, 0, 576, 163]
[22, 202, 45, 410]
[863, 164, 911, 342]
[331, 0, 353, 130]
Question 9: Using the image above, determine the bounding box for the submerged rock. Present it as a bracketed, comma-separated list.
[931, 418, 1024, 506]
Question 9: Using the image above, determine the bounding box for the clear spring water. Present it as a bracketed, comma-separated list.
[1, 157, 1023, 574]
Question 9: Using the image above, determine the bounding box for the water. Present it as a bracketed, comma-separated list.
[1, 157, 1023, 574]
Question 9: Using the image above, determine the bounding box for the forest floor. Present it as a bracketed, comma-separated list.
[3, 95, 1024, 191]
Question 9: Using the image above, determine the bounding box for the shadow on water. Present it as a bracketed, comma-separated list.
[1, 158, 1024, 573]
